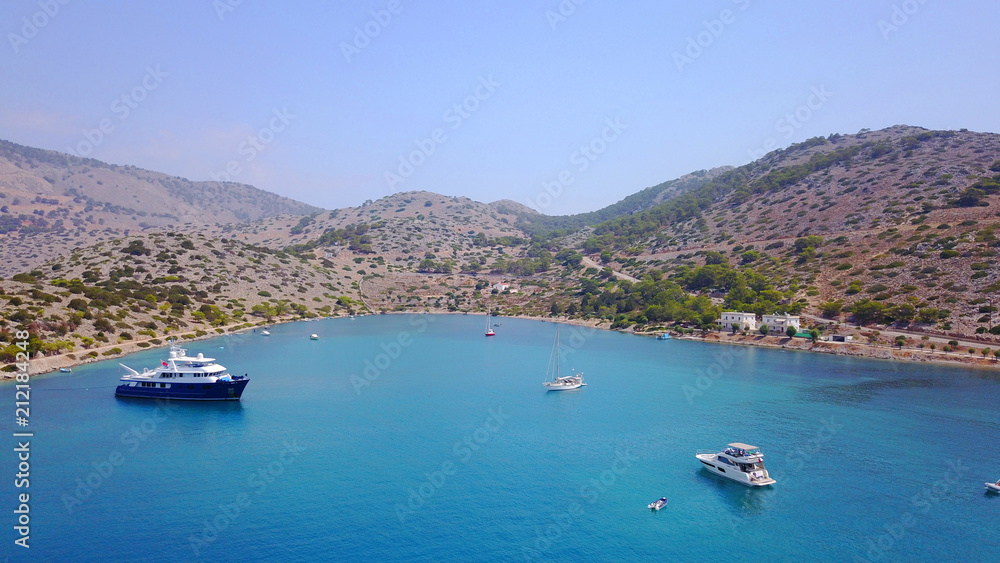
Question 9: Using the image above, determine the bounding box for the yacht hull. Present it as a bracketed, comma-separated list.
[986, 483, 1000, 493]
[115, 378, 249, 401]
[544, 383, 584, 391]
[696, 453, 775, 487]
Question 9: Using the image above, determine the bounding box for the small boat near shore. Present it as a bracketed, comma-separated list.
[696, 443, 776, 486]
[59, 367, 72, 373]
[310, 334, 319, 340]
[656, 333, 671, 340]
[647, 497, 668, 510]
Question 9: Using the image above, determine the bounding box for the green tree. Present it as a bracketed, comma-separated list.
[819, 300, 844, 318]
[704, 251, 726, 265]
[785, 325, 797, 337]
[850, 299, 886, 325]
[759, 324, 769, 335]
[887, 303, 916, 323]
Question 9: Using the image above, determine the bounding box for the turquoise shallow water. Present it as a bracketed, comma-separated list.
[4, 314, 1000, 562]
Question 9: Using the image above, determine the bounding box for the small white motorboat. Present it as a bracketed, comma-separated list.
[59, 367, 72, 373]
[261, 330, 270, 336]
[310, 334, 319, 340]
[647, 497, 668, 511]
[986, 481, 1000, 493]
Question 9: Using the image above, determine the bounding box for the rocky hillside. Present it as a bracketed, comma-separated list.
[510, 166, 732, 235]
[582, 126, 1000, 338]
[4, 125, 1000, 373]
[0, 139, 321, 275]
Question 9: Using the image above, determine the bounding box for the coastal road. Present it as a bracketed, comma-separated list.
[801, 312, 998, 351]
[581, 256, 640, 283]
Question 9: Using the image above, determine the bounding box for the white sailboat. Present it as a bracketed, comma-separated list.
[543, 326, 585, 391]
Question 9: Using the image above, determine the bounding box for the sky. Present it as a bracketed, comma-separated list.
[2, 0, 999, 215]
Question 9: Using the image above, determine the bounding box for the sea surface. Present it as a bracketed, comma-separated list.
[4, 314, 1000, 562]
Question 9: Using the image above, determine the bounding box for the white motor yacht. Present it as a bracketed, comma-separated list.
[696, 443, 776, 486]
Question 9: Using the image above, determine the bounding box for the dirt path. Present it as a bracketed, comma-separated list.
[581, 256, 639, 283]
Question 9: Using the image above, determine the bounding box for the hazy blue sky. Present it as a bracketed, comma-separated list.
[2, 0, 998, 214]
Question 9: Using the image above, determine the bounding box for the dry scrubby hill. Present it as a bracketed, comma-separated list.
[596, 126, 1000, 338]
[225, 190, 531, 256]
[4, 125, 1000, 371]
[0, 195, 563, 367]
[0, 139, 321, 275]
[0, 231, 368, 363]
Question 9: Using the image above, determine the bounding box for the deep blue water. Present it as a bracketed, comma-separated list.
[3, 314, 1000, 562]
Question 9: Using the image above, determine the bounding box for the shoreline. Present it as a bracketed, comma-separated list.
[3, 315, 311, 379]
[4, 311, 998, 383]
[672, 331, 1000, 372]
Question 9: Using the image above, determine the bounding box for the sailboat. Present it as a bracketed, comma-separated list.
[485, 310, 495, 336]
[543, 326, 585, 391]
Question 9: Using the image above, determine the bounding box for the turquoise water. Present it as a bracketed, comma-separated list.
[4, 314, 1000, 562]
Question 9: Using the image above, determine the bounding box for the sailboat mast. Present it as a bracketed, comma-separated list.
[555, 326, 560, 380]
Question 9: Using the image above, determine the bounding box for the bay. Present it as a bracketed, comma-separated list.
[4, 314, 1000, 562]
